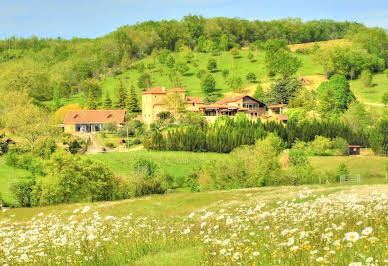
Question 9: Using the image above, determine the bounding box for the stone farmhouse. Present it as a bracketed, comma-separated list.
[141, 87, 287, 125]
[141, 87, 204, 125]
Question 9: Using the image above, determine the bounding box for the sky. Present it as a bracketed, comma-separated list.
[0, 0, 387, 39]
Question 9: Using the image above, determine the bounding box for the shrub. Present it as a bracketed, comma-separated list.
[310, 136, 333, 156]
[246, 72, 257, 83]
[10, 179, 35, 207]
[337, 162, 349, 178]
[31, 151, 128, 206]
[230, 47, 239, 58]
[130, 159, 169, 196]
[105, 142, 115, 148]
[360, 69, 373, 87]
[134, 159, 157, 178]
[222, 69, 230, 79]
[332, 137, 349, 155]
[104, 122, 117, 133]
[288, 148, 308, 166]
[207, 58, 217, 72]
[196, 69, 207, 79]
[278, 164, 318, 186]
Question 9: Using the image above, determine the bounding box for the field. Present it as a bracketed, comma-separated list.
[0, 161, 30, 205]
[1, 183, 387, 265]
[88, 150, 226, 178]
[350, 73, 388, 105]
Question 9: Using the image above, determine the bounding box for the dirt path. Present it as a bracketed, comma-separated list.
[364, 102, 385, 107]
[74, 132, 104, 155]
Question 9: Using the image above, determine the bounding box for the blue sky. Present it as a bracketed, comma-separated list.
[0, 0, 387, 39]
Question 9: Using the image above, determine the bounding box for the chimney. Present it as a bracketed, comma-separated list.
[162, 87, 166, 92]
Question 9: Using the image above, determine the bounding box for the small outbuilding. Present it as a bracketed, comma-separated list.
[348, 145, 361, 155]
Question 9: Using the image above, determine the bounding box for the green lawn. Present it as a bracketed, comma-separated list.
[309, 155, 388, 182]
[88, 150, 226, 178]
[350, 73, 388, 104]
[0, 161, 30, 205]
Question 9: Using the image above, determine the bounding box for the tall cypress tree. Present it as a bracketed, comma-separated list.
[87, 90, 97, 110]
[114, 80, 128, 109]
[103, 92, 112, 109]
[127, 85, 140, 112]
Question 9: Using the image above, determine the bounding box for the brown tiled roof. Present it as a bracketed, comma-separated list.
[64, 110, 126, 124]
[214, 95, 247, 105]
[186, 96, 204, 104]
[167, 88, 186, 93]
[141, 87, 166, 95]
[269, 104, 287, 109]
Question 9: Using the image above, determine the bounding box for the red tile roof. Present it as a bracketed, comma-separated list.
[269, 104, 287, 109]
[186, 96, 204, 104]
[141, 87, 167, 95]
[214, 94, 248, 105]
[349, 145, 362, 148]
[64, 110, 126, 125]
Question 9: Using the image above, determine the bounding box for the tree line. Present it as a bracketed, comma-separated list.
[144, 115, 369, 153]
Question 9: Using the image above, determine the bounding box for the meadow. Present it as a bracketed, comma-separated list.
[0, 161, 30, 205]
[0, 183, 386, 265]
[349, 73, 388, 105]
[88, 150, 226, 178]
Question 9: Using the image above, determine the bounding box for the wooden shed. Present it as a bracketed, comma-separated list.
[348, 145, 361, 155]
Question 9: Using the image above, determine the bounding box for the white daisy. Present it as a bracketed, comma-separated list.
[345, 232, 360, 242]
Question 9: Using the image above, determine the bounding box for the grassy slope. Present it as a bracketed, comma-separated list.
[309, 155, 388, 181]
[88, 150, 225, 178]
[350, 73, 388, 104]
[0, 161, 30, 204]
[55, 49, 324, 107]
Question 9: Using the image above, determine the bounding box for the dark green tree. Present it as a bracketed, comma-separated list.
[137, 73, 152, 89]
[114, 80, 128, 109]
[87, 90, 97, 110]
[207, 58, 217, 72]
[127, 85, 140, 112]
[103, 92, 112, 109]
[266, 77, 302, 104]
[369, 120, 388, 155]
[201, 74, 216, 94]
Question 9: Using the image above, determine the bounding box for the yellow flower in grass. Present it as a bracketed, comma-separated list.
[345, 232, 360, 242]
[233, 252, 241, 260]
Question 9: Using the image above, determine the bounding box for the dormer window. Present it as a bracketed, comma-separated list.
[73, 114, 79, 119]
[107, 114, 113, 118]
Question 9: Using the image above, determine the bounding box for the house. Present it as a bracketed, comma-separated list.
[267, 104, 288, 124]
[268, 104, 288, 116]
[141, 87, 204, 124]
[199, 94, 267, 123]
[64, 110, 126, 133]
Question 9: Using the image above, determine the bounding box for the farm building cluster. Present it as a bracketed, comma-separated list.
[141, 87, 288, 125]
[63, 87, 288, 133]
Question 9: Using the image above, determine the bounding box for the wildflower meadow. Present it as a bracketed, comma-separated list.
[0, 185, 387, 265]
